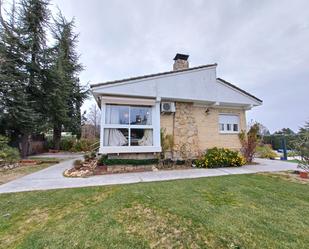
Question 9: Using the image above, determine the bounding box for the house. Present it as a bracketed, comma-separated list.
[91, 54, 262, 160]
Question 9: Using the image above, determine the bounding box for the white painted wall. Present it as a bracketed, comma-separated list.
[94, 65, 262, 154]
[92, 67, 216, 100]
[92, 66, 261, 107]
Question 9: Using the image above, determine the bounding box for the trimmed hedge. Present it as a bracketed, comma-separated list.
[98, 155, 158, 166]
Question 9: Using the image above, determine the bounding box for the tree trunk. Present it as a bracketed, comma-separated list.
[53, 124, 62, 150]
[20, 134, 29, 158]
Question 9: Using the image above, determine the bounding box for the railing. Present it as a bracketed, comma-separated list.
[90, 141, 100, 152]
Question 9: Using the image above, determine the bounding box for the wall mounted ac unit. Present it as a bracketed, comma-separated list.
[161, 102, 176, 113]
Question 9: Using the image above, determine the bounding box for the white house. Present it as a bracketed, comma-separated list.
[91, 54, 262, 159]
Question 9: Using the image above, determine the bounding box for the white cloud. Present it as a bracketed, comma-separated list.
[51, 0, 309, 132]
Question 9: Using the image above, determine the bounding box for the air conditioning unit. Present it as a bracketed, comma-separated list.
[161, 102, 176, 113]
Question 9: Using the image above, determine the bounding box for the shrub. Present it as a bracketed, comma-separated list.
[0, 146, 20, 163]
[0, 135, 9, 149]
[44, 139, 54, 150]
[255, 144, 278, 159]
[45, 137, 98, 152]
[60, 138, 75, 151]
[98, 155, 108, 165]
[71, 139, 97, 152]
[84, 153, 91, 161]
[73, 159, 83, 170]
[294, 121, 309, 172]
[83, 151, 96, 161]
[194, 147, 245, 168]
[98, 155, 159, 166]
[239, 123, 260, 163]
[90, 151, 97, 159]
[0, 135, 20, 163]
[287, 151, 299, 157]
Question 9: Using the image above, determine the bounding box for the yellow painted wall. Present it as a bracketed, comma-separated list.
[160, 104, 246, 156]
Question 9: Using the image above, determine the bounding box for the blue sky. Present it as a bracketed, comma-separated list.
[48, 0, 309, 133]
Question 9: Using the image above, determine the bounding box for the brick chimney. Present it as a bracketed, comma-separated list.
[173, 53, 189, 71]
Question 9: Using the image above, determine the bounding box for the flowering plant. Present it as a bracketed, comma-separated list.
[194, 147, 245, 168]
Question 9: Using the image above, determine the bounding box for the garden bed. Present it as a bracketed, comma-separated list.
[63, 156, 196, 177]
[63, 151, 253, 178]
[260, 171, 309, 184]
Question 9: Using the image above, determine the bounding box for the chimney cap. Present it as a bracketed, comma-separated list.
[173, 53, 189, 61]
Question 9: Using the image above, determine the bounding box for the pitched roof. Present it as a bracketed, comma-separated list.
[217, 78, 262, 103]
[90, 63, 217, 88]
[90, 64, 262, 104]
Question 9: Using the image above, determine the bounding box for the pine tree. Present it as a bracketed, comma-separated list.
[0, 0, 41, 157]
[46, 12, 88, 149]
[0, 0, 50, 157]
[1, 1, 88, 154]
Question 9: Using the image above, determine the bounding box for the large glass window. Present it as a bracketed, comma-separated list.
[130, 106, 152, 125]
[219, 114, 240, 133]
[130, 129, 153, 146]
[104, 128, 128, 146]
[105, 105, 129, 124]
[104, 104, 153, 146]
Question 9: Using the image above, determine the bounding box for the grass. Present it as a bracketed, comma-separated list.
[0, 174, 308, 249]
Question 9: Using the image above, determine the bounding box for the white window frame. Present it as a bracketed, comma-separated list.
[219, 114, 240, 134]
[99, 98, 161, 154]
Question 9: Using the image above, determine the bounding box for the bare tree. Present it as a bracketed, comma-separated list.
[85, 103, 101, 137]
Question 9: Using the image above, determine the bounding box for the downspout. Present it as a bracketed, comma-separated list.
[172, 104, 176, 159]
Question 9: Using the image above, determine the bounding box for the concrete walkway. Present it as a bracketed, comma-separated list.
[0, 158, 299, 194]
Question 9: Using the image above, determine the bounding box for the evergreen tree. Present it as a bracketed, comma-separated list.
[0, 0, 41, 157]
[47, 13, 88, 149]
[1, 1, 88, 154]
[0, 0, 50, 157]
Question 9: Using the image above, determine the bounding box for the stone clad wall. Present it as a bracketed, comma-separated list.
[160, 102, 246, 160]
[173, 102, 200, 159]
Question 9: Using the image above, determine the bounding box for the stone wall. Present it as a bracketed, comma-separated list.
[160, 102, 247, 160]
[173, 102, 200, 160]
[107, 164, 154, 173]
[108, 153, 157, 159]
[173, 59, 189, 71]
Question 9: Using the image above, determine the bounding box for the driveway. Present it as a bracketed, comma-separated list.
[0, 158, 299, 194]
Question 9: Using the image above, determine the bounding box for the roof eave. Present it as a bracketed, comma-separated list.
[217, 78, 262, 104]
[90, 63, 217, 89]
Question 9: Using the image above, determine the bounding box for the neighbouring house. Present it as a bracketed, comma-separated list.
[91, 54, 262, 160]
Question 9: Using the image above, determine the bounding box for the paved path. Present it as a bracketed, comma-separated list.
[0, 158, 299, 194]
[30, 152, 84, 159]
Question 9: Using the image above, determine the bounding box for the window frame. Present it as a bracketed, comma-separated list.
[100, 100, 161, 154]
[103, 104, 154, 147]
[218, 114, 240, 134]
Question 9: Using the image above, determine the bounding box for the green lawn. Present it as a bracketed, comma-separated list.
[0, 174, 308, 249]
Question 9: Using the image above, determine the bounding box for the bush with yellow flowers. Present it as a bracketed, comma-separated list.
[194, 147, 245, 168]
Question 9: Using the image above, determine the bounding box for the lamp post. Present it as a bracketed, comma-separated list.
[281, 136, 287, 160]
